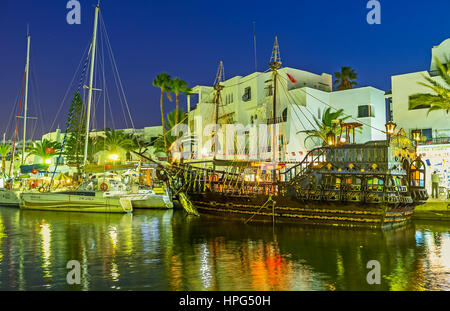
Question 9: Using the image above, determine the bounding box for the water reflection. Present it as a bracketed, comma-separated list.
[0, 207, 448, 290]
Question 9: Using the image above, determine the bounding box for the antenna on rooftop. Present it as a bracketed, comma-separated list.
[253, 21, 257, 72]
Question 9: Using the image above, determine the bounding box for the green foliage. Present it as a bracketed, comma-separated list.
[153, 73, 173, 101]
[63, 92, 87, 166]
[334, 67, 358, 90]
[29, 139, 62, 164]
[409, 57, 450, 115]
[0, 144, 12, 174]
[153, 72, 174, 151]
[171, 78, 187, 97]
[183, 86, 193, 97]
[0, 144, 12, 157]
[153, 108, 188, 156]
[95, 129, 136, 154]
[300, 107, 350, 146]
[171, 78, 189, 124]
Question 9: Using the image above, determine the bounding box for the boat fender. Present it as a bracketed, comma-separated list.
[100, 183, 109, 192]
[209, 174, 219, 182]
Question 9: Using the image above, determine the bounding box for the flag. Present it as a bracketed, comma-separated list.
[287, 73, 296, 83]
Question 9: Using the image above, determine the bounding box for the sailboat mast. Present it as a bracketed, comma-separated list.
[21, 34, 31, 164]
[83, 5, 100, 166]
[213, 61, 224, 169]
[269, 36, 281, 178]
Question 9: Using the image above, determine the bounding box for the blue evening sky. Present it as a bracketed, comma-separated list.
[0, 0, 449, 138]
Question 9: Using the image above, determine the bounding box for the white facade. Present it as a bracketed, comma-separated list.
[391, 38, 450, 195]
[187, 66, 387, 162]
[391, 71, 450, 140]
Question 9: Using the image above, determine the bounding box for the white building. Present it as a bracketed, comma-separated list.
[186, 66, 387, 163]
[391, 38, 450, 193]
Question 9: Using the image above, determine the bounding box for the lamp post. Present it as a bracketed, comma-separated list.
[385, 121, 397, 141]
[109, 153, 119, 173]
[326, 130, 336, 147]
[411, 129, 422, 156]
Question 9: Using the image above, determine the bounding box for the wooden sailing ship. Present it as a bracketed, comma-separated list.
[161, 37, 429, 229]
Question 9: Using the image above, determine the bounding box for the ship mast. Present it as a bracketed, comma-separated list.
[21, 33, 31, 164]
[212, 61, 224, 170]
[269, 36, 281, 171]
[83, 4, 100, 166]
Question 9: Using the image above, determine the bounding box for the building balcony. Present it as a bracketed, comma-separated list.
[418, 137, 450, 146]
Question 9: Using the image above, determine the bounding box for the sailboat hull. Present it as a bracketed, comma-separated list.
[0, 189, 21, 208]
[20, 191, 132, 213]
[131, 189, 173, 209]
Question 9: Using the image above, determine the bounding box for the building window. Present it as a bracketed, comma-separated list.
[242, 87, 251, 102]
[358, 105, 375, 118]
[225, 93, 234, 105]
[282, 108, 288, 122]
[265, 85, 273, 97]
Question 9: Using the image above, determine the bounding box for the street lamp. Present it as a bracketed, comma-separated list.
[108, 153, 119, 172]
[411, 129, 422, 142]
[411, 129, 422, 155]
[385, 121, 397, 137]
[326, 131, 336, 147]
[109, 153, 119, 161]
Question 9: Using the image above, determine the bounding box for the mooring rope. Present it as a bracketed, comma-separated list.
[244, 195, 275, 224]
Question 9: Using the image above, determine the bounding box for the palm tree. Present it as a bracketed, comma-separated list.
[300, 107, 350, 146]
[153, 108, 188, 158]
[153, 73, 173, 151]
[409, 57, 450, 115]
[334, 67, 357, 90]
[0, 144, 12, 175]
[29, 139, 61, 165]
[131, 136, 151, 154]
[96, 129, 135, 154]
[171, 78, 188, 124]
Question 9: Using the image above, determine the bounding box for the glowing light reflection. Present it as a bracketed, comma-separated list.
[39, 222, 52, 278]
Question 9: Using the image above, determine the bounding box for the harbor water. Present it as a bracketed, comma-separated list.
[0, 206, 448, 290]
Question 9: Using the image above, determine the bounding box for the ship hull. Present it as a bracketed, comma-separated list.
[188, 192, 415, 229]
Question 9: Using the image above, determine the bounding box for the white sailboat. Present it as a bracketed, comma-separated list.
[131, 186, 173, 209]
[20, 4, 145, 213]
[0, 32, 32, 208]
